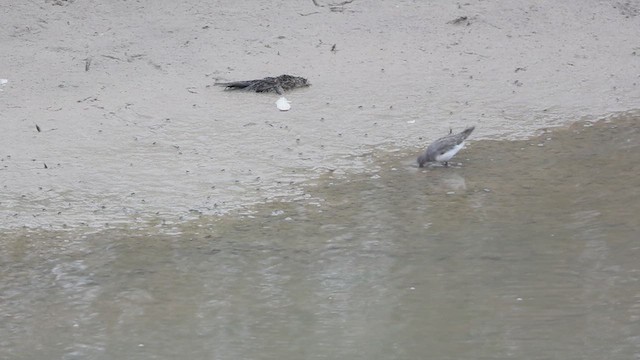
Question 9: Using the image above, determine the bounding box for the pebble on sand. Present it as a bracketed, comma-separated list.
[276, 97, 291, 111]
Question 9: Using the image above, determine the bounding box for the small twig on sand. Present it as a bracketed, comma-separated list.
[312, 0, 354, 7]
[101, 54, 122, 61]
[126, 53, 145, 62]
[447, 16, 469, 25]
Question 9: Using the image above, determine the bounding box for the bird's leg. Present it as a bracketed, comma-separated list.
[443, 161, 449, 167]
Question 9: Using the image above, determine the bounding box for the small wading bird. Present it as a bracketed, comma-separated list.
[418, 126, 475, 167]
[215, 74, 309, 95]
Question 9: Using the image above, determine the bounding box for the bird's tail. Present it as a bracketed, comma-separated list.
[461, 126, 475, 139]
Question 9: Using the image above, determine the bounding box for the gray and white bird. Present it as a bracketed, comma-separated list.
[418, 126, 475, 167]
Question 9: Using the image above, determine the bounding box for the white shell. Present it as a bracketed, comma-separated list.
[276, 97, 291, 111]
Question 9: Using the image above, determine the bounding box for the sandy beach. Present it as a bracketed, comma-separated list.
[1, 0, 639, 230]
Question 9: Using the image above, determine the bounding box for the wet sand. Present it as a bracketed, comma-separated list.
[1, 113, 639, 359]
[2, 0, 640, 229]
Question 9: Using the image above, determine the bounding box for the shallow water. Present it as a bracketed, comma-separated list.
[2, 114, 639, 359]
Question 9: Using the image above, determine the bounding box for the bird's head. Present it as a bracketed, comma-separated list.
[417, 154, 428, 167]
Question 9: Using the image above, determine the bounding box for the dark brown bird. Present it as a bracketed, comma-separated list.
[215, 74, 310, 95]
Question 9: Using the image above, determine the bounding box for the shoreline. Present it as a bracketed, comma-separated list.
[2, 0, 640, 231]
[2, 110, 638, 235]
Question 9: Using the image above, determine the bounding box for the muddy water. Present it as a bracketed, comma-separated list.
[2, 114, 639, 359]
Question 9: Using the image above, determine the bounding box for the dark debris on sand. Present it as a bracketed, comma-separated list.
[215, 75, 310, 95]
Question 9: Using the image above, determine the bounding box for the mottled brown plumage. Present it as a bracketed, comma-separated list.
[215, 75, 309, 95]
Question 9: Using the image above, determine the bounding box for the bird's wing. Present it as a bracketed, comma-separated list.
[429, 134, 461, 153]
[214, 80, 256, 89]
